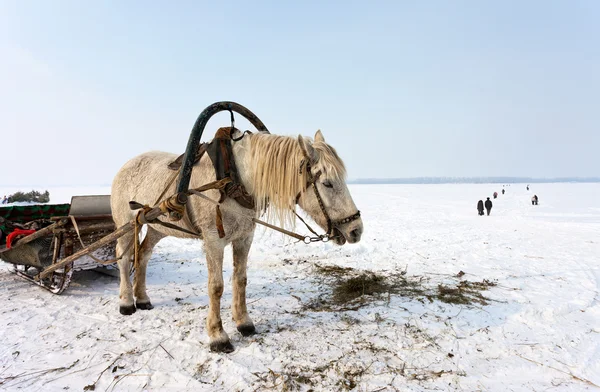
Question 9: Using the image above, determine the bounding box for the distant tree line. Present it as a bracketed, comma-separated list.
[6, 190, 50, 203]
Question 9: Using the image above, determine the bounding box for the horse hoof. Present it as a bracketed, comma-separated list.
[136, 302, 154, 310]
[237, 324, 256, 337]
[209, 340, 235, 353]
[119, 305, 136, 315]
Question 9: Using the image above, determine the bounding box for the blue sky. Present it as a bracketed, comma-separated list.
[1, 1, 598, 186]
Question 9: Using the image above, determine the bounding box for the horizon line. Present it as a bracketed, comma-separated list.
[349, 176, 600, 184]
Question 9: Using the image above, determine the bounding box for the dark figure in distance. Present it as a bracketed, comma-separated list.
[477, 200, 484, 216]
[532, 195, 538, 205]
[502, 189, 505, 195]
[527, 185, 530, 191]
[485, 197, 493, 215]
[493, 192, 498, 199]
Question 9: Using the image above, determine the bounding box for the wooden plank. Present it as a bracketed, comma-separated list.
[51, 214, 113, 221]
[71, 222, 116, 234]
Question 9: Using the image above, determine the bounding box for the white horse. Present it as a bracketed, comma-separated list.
[111, 130, 363, 352]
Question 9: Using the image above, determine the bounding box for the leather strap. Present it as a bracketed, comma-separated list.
[168, 144, 208, 171]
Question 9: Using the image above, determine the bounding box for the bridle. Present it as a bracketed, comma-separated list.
[295, 157, 361, 243]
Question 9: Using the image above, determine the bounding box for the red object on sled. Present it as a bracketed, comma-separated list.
[6, 229, 36, 249]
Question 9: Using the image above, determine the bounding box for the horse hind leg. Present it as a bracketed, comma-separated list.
[232, 234, 255, 337]
[116, 232, 136, 315]
[133, 227, 164, 310]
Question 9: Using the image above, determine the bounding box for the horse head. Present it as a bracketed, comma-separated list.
[295, 130, 363, 245]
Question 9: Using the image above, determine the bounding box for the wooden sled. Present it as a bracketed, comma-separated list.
[0, 195, 117, 294]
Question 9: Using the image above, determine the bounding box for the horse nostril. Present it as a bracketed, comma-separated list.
[350, 229, 361, 240]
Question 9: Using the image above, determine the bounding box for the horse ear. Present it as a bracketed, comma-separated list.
[297, 135, 317, 163]
[314, 129, 325, 143]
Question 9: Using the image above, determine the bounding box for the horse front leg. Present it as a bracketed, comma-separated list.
[232, 234, 255, 336]
[204, 241, 233, 353]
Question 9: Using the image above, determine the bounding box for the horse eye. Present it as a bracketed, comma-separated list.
[322, 180, 333, 188]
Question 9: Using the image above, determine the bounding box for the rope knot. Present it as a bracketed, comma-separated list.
[136, 205, 153, 225]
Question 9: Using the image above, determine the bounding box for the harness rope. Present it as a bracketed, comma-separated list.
[152, 167, 202, 237]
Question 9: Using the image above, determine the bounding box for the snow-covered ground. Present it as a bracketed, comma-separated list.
[1, 183, 599, 391]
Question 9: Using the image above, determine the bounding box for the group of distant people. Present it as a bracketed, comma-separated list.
[492, 189, 506, 199]
[477, 198, 493, 216]
[477, 185, 539, 216]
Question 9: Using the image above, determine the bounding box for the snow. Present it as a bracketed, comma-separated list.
[1, 183, 599, 391]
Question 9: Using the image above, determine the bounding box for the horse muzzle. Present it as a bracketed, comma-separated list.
[333, 218, 363, 245]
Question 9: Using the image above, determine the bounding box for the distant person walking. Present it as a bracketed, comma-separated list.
[527, 185, 530, 191]
[531, 195, 538, 205]
[477, 200, 484, 216]
[485, 197, 493, 215]
[1, 195, 7, 204]
[502, 189, 505, 195]
[493, 192, 498, 199]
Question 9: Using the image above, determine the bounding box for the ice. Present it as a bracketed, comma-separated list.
[0, 183, 599, 391]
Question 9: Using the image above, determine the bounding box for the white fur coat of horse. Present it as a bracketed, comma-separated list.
[111, 130, 363, 352]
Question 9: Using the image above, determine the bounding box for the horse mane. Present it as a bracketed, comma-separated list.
[248, 133, 346, 227]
